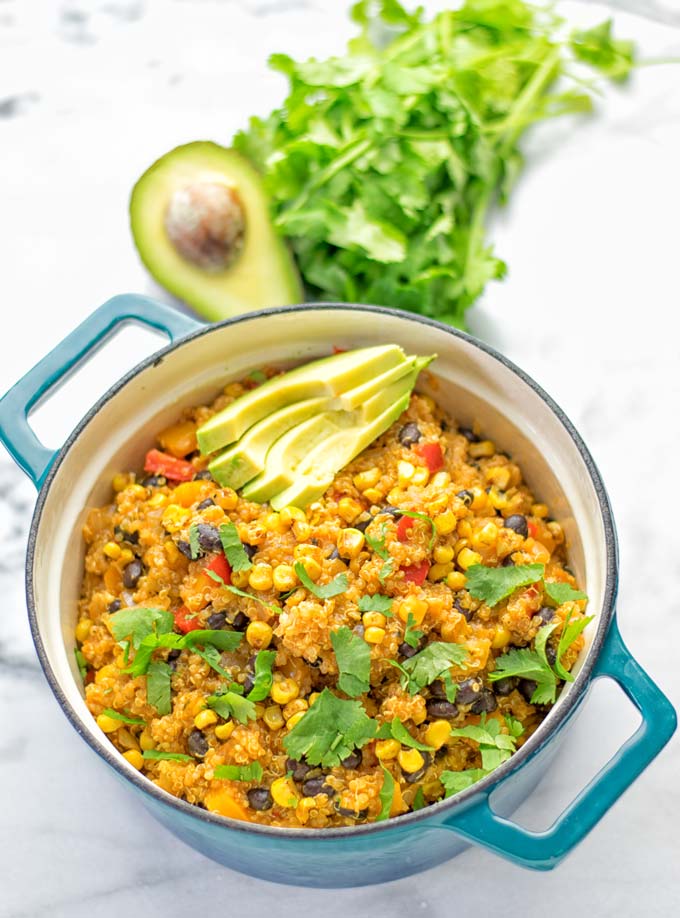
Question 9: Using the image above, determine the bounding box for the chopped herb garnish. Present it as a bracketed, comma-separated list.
[378, 559, 395, 583]
[365, 522, 395, 583]
[466, 563, 545, 607]
[440, 768, 489, 797]
[450, 715, 523, 772]
[376, 717, 433, 752]
[246, 650, 277, 702]
[248, 369, 268, 384]
[191, 643, 230, 678]
[146, 660, 173, 715]
[109, 607, 174, 649]
[412, 787, 426, 811]
[142, 749, 193, 762]
[102, 708, 146, 726]
[553, 612, 593, 682]
[544, 581, 588, 605]
[397, 510, 437, 551]
[183, 630, 243, 652]
[283, 688, 377, 767]
[294, 562, 349, 600]
[394, 641, 467, 695]
[403, 612, 424, 649]
[331, 626, 371, 698]
[207, 688, 257, 724]
[357, 594, 393, 616]
[74, 648, 87, 681]
[206, 569, 281, 614]
[219, 521, 253, 573]
[214, 762, 264, 782]
[376, 766, 395, 821]
[189, 523, 201, 560]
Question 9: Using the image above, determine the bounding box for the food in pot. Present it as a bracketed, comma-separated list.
[75, 356, 590, 827]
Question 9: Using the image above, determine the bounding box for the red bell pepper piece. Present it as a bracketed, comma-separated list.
[144, 449, 195, 483]
[174, 604, 202, 634]
[332, 346, 347, 354]
[205, 552, 232, 585]
[527, 520, 539, 539]
[396, 515, 415, 541]
[415, 442, 444, 473]
[402, 560, 430, 585]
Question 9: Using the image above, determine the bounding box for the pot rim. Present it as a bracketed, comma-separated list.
[25, 302, 618, 841]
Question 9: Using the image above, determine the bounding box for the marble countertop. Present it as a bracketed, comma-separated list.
[1, 1, 679, 915]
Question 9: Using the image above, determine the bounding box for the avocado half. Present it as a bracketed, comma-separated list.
[129, 141, 302, 321]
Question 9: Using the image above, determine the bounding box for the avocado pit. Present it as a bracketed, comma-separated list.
[164, 181, 245, 271]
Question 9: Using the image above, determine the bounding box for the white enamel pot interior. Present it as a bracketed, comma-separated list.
[28, 304, 616, 839]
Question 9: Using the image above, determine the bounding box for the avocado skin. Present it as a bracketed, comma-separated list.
[129, 141, 302, 322]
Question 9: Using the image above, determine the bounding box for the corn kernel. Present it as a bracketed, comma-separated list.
[263, 705, 285, 730]
[469, 440, 495, 459]
[470, 487, 487, 510]
[231, 570, 251, 588]
[103, 541, 122, 560]
[123, 749, 144, 770]
[158, 420, 197, 458]
[492, 626, 512, 649]
[162, 504, 191, 533]
[337, 528, 365, 559]
[353, 467, 381, 491]
[446, 571, 467, 591]
[96, 713, 120, 733]
[271, 777, 300, 808]
[293, 520, 312, 541]
[532, 503, 549, 519]
[246, 621, 273, 649]
[286, 711, 307, 730]
[429, 562, 453, 582]
[362, 488, 384, 504]
[397, 461, 415, 486]
[148, 492, 168, 509]
[282, 699, 308, 720]
[254, 703, 266, 718]
[398, 748, 425, 774]
[173, 480, 212, 508]
[433, 545, 454, 565]
[338, 496, 362, 523]
[308, 692, 321, 706]
[112, 473, 130, 492]
[457, 548, 482, 570]
[454, 538, 469, 555]
[485, 466, 511, 490]
[280, 505, 306, 526]
[94, 664, 118, 685]
[434, 510, 456, 535]
[127, 484, 148, 501]
[376, 739, 400, 760]
[472, 522, 498, 550]
[271, 677, 299, 706]
[364, 625, 386, 644]
[272, 563, 297, 592]
[139, 730, 155, 751]
[301, 557, 322, 581]
[397, 596, 428, 626]
[75, 619, 92, 643]
[425, 720, 452, 749]
[296, 797, 318, 823]
[547, 521, 564, 544]
[457, 520, 473, 539]
[249, 563, 274, 592]
[426, 495, 448, 514]
[431, 471, 451, 489]
[263, 511, 285, 534]
[194, 709, 218, 730]
[441, 620, 463, 643]
[412, 468, 430, 487]
[362, 611, 387, 629]
[164, 540, 182, 565]
[215, 488, 238, 511]
[488, 487, 509, 511]
[117, 728, 140, 752]
[119, 548, 135, 565]
[215, 721, 235, 740]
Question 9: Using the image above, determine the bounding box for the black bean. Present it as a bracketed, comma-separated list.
[492, 676, 517, 696]
[142, 474, 166, 488]
[454, 598, 474, 622]
[536, 606, 555, 624]
[429, 679, 447, 699]
[167, 649, 182, 661]
[459, 426, 480, 443]
[114, 525, 139, 545]
[456, 489, 474, 507]
[206, 611, 226, 630]
[230, 611, 249, 632]
[470, 690, 498, 715]
[197, 498, 215, 510]
[398, 422, 422, 446]
[353, 624, 365, 638]
[546, 643, 557, 667]
[335, 803, 369, 819]
[501, 554, 516, 567]
[177, 540, 193, 559]
[456, 677, 483, 705]
[327, 547, 340, 560]
[504, 514, 528, 538]
[187, 729, 209, 758]
[247, 787, 273, 811]
[243, 672, 256, 694]
[354, 516, 372, 533]
[193, 469, 213, 481]
[340, 751, 362, 769]
[399, 634, 426, 658]
[197, 524, 222, 553]
[518, 679, 538, 703]
[107, 599, 122, 613]
[122, 560, 143, 589]
[303, 777, 335, 797]
[377, 506, 402, 518]
[286, 758, 311, 782]
[402, 752, 431, 783]
[243, 543, 257, 561]
[426, 699, 458, 719]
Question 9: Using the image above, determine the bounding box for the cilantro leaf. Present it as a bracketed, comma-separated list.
[378, 559, 395, 583]
[102, 708, 146, 726]
[365, 523, 389, 561]
[283, 688, 377, 767]
[191, 643, 230, 678]
[396, 642, 468, 695]
[358, 594, 393, 616]
[466, 563, 545, 607]
[246, 650, 277, 702]
[376, 766, 395, 821]
[570, 20, 634, 82]
[214, 762, 263, 782]
[207, 688, 257, 724]
[544, 581, 588, 605]
[331, 626, 371, 698]
[403, 612, 424, 649]
[377, 717, 433, 752]
[189, 523, 201, 560]
[294, 562, 349, 600]
[146, 660, 172, 715]
[219, 522, 253, 573]
[206, 569, 281, 615]
[183, 630, 243, 652]
[441, 768, 488, 797]
[74, 648, 87, 681]
[450, 715, 523, 773]
[412, 787, 426, 811]
[142, 749, 193, 762]
[397, 510, 436, 551]
[109, 607, 174, 649]
[554, 613, 594, 682]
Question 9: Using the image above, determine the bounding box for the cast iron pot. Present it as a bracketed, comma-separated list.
[0, 295, 675, 888]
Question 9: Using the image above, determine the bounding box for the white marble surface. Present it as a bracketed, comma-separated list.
[1, 1, 680, 915]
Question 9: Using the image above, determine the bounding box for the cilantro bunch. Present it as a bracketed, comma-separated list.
[235, 0, 633, 327]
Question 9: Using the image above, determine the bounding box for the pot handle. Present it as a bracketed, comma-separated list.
[0, 293, 202, 489]
[437, 617, 676, 870]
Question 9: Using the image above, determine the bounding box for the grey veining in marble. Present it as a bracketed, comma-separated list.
[1, 1, 679, 916]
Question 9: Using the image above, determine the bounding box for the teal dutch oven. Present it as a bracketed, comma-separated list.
[0, 294, 675, 887]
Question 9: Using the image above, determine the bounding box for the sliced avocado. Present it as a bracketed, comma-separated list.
[197, 344, 409, 454]
[270, 392, 411, 510]
[241, 411, 356, 504]
[338, 359, 416, 411]
[130, 141, 302, 322]
[208, 396, 329, 489]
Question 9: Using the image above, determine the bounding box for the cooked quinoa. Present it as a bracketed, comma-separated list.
[76, 371, 589, 827]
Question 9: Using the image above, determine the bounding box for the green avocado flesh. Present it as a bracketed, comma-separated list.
[129, 141, 302, 322]
[197, 344, 408, 454]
